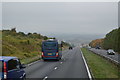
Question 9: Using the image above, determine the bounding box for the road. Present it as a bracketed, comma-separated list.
[24, 47, 90, 79]
[89, 48, 119, 64]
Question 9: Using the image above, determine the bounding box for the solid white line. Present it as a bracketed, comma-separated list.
[43, 76, 48, 80]
[27, 60, 40, 66]
[80, 49, 92, 80]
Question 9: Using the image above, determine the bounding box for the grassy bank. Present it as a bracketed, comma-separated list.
[81, 48, 119, 78]
[21, 55, 41, 64]
[2, 29, 70, 64]
[2, 29, 43, 64]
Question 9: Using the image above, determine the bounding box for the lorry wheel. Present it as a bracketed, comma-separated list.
[59, 58, 61, 60]
[56, 58, 60, 61]
[23, 75, 26, 80]
[43, 59, 47, 61]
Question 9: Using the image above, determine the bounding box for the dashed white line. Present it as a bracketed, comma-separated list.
[54, 67, 58, 70]
[60, 62, 63, 64]
[43, 76, 48, 80]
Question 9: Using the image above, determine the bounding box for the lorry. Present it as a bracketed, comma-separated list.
[41, 39, 62, 61]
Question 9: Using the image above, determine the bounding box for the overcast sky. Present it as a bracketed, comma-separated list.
[2, 2, 118, 35]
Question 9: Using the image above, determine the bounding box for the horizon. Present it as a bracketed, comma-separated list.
[1, 28, 107, 45]
[2, 2, 118, 36]
[1, 2, 118, 45]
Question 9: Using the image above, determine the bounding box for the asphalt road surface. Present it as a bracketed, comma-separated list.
[89, 48, 119, 64]
[24, 47, 90, 80]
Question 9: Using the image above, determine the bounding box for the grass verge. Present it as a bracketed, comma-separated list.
[81, 48, 119, 78]
[20, 55, 41, 64]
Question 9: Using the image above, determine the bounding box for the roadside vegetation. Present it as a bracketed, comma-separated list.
[2, 28, 69, 64]
[89, 28, 120, 53]
[0, 31, 2, 56]
[103, 28, 120, 53]
[89, 39, 104, 48]
[61, 41, 70, 50]
[81, 48, 119, 78]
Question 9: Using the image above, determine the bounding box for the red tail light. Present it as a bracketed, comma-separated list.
[4, 62, 7, 79]
[56, 52, 59, 57]
[42, 52, 44, 56]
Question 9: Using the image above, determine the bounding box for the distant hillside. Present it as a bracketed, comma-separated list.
[46, 33, 105, 46]
[89, 39, 104, 48]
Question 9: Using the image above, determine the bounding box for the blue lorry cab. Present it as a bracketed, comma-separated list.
[0, 56, 26, 80]
[41, 39, 62, 61]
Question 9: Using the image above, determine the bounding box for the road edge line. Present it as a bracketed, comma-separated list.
[27, 60, 41, 66]
[43, 76, 48, 80]
[80, 48, 92, 80]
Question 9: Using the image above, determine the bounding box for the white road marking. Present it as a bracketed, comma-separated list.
[60, 62, 63, 64]
[20, 73, 26, 78]
[54, 67, 58, 70]
[80, 49, 92, 80]
[27, 60, 40, 66]
[43, 76, 48, 80]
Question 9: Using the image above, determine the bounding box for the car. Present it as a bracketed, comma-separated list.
[0, 56, 26, 80]
[107, 49, 115, 55]
[88, 46, 91, 49]
[69, 46, 73, 50]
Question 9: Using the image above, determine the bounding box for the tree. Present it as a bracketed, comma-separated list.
[102, 28, 119, 53]
[11, 28, 16, 32]
[10, 28, 17, 36]
[43, 36, 48, 40]
[18, 32, 26, 36]
[89, 39, 104, 48]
